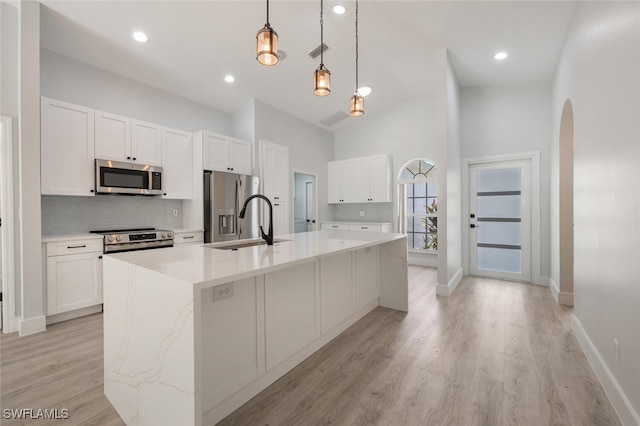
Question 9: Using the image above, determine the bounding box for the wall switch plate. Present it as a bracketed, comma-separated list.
[213, 283, 234, 302]
[359, 210, 365, 217]
[614, 339, 620, 363]
[172, 208, 179, 217]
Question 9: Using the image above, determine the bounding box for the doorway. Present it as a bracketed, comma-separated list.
[1, 115, 16, 332]
[466, 156, 535, 282]
[293, 172, 317, 233]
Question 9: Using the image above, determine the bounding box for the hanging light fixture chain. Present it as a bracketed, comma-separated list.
[355, 0, 359, 91]
[320, 0, 324, 66]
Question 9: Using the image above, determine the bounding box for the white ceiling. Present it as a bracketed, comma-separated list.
[40, 1, 577, 131]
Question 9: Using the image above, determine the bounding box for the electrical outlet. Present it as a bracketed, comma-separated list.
[172, 208, 179, 217]
[614, 339, 620, 363]
[359, 210, 365, 217]
[213, 283, 234, 302]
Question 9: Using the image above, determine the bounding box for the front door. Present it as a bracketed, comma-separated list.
[469, 160, 531, 282]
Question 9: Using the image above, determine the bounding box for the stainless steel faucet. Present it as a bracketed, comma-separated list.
[239, 194, 273, 245]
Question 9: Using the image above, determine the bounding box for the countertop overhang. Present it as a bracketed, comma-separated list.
[107, 230, 406, 288]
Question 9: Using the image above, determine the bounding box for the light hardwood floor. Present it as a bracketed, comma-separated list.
[0, 266, 620, 425]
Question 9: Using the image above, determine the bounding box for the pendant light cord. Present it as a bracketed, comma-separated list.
[320, 0, 324, 66]
[266, 0, 270, 25]
[355, 0, 359, 92]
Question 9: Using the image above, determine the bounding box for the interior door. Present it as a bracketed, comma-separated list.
[305, 181, 314, 231]
[469, 160, 531, 281]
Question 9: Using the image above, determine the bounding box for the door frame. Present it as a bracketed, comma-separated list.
[1, 115, 17, 332]
[462, 151, 542, 285]
[291, 170, 318, 232]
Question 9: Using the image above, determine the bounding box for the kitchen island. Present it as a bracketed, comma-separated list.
[103, 230, 408, 426]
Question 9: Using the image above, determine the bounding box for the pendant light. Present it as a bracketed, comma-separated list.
[350, 0, 364, 116]
[314, 0, 331, 96]
[256, 0, 279, 66]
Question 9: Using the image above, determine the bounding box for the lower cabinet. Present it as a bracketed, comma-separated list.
[173, 230, 204, 245]
[321, 221, 393, 233]
[355, 246, 380, 310]
[320, 254, 353, 334]
[45, 238, 103, 316]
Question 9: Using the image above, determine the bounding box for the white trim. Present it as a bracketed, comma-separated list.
[462, 151, 541, 285]
[549, 277, 560, 303]
[549, 277, 574, 306]
[436, 267, 463, 296]
[408, 252, 437, 267]
[18, 314, 46, 336]
[1, 115, 17, 333]
[291, 169, 318, 232]
[572, 315, 639, 426]
[46, 304, 103, 325]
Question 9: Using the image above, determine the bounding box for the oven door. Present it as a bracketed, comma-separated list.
[95, 159, 163, 195]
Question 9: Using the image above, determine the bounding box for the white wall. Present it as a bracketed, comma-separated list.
[333, 98, 439, 228]
[460, 82, 552, 281]
[551, 2, 640, 424]
[253, 100, 334, 224]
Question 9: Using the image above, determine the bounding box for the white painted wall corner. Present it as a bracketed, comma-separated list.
[19, 315, 46, 336]
[436, 267, 463, 297]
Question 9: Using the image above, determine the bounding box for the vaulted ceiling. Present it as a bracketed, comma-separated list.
[40, 1, 577, 130]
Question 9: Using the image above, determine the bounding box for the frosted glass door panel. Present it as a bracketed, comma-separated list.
[477, 168, 520, 192]
[477, 222, 521, 246]
[478, 247, 521, 274]
[477, 195, 521, 219]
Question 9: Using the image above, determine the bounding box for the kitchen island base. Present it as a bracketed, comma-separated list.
[104, 232, 407, 425]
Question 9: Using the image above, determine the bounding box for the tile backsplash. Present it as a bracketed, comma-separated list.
[42, 195, 184, 235]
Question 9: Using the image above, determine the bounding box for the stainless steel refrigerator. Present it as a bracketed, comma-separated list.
[204, 171, 260, 243]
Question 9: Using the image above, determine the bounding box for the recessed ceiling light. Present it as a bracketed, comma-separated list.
[494, 51, 508, 60]
[358, 86, 372, 97]
[132, 31, 149, 43]
[224, 75, 235, 83]
[333, 4, 346, 15]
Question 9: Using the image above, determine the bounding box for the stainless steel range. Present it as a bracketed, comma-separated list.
[91, 228, 174, 254]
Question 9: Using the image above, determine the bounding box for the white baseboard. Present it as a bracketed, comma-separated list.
[46, 305, 103, 325]
[549, 277, 574, 306]
[19, 315, 46, 336]
[436, 267, 463, 297]
[572, 315, 640, 426]
[408, 252, 437, 267]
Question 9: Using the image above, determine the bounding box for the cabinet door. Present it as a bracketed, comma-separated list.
[327, 161, 342, 203]
[260, 141, 289, 202]
[95, 111, 130, 161]
[162, 128, 193, 199]
[353, 157, 371, 202]
[355, 246, 380, 310]
[320, 253, 354, 334]
[47, 252, 102, 315]
[273, 202, 290, 235]
[131, 119, 162, 165]
[369, 154, 390, 202]
[341, 159, 357, 203]
[230, 138, 252, 175]
[41, 97, 95, 196]
[203, 132, 230, 172]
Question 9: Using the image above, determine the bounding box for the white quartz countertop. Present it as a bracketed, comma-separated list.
[42, 233, 103, 243]
[107, 230, 405, 288]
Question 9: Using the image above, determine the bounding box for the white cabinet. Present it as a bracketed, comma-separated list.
[321, 223, 350, 231]
[203, 131, 252, 175]
[173, 230, 204, 245]
[265, 261, 318, 371]
[355, 246, 380, 310]
[45, 237, 103, 316]
[41, 97, 95, 196]
[322, 222, 393, 233]
[328, 154, 391, 203]
[327, 159, 356, 203]
[260, 140, 289, 202]
[272, 202, 290, 236]
[162, 127, 193, 199]
[320, 254, 354, 334]
[95, 111, 162, 165]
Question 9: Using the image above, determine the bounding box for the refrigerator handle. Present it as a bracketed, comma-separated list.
[235, 178, 242, 238]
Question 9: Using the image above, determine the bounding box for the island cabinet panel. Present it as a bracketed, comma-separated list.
[265, 261, 319, 371]
[355, 246, 380, 310]
[320, 253, 354, 334]
[201, 277, 261, 409]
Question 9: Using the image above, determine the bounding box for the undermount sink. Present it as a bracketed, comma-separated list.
[210, 239, 290, 251]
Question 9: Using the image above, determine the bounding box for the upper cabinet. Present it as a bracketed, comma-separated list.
[41, 97, 96, 196]
[95, 111, 162, 165]
[203, 131, 252, 175]
[162, 127, 193, 199]
[260, 140, 289, 203]
[328, 154, 392, 204]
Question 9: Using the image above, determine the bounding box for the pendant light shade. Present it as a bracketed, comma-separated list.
[256, 0, 279, 66]
[350, 0, 364, 116]
[350, 92, 364, 117]
[314, 0, 331, 96]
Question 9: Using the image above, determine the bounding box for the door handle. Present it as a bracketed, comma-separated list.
[470, 224, 479, 228]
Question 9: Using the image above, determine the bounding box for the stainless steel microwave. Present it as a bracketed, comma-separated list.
[95, 159, 163, 195]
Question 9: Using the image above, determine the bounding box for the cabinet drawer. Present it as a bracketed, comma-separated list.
[174, 232, 204, 245]
[322, 223, 350, 231]
[349, 224, 382, 232]
[47, 239, 102, 256]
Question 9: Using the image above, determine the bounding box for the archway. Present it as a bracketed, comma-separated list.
[558, 99, 574, 305]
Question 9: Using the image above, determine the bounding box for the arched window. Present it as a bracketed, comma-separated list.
[398, 159, 438, 252]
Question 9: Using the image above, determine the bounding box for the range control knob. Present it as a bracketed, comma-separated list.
[116, 235, 122, 242]
[161, 232, 167, 238]
[167, 232, 173, 238]
[107, 236, 115, 243]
